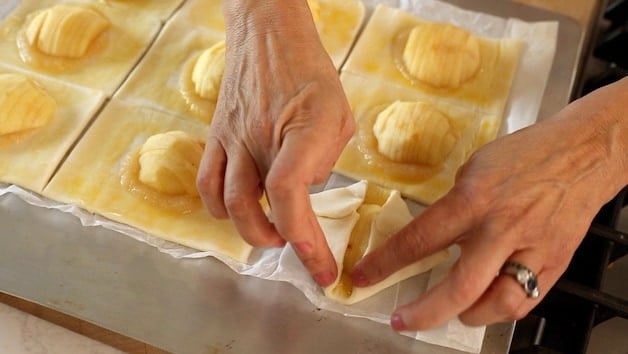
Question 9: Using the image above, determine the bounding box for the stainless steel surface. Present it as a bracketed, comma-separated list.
[0, 1, 582, 353]
[0, 193, 512, 354]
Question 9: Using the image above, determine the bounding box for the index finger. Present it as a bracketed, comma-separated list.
[265, 133, 338, 287]
[351, 188, 477, 287]
[391, 231, 511, 331]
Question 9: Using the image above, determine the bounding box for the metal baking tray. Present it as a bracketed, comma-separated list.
[0, 0, 582, 353]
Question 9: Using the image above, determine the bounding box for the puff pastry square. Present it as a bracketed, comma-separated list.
[116, 0, 365, 124]
[342, 5, 522, 119]
[43, 99, 253, 263]
[114, 0, 225, 123]
[334, 72, 494, 205]
[0, 64, 105, 193]
[168, 0, 365, 67]
[98, 0, 184, 22]
[0, 0, 161, 96]
[313, 0, 365, 68]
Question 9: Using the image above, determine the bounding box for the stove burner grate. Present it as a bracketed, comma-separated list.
[510, 187, 628, 353]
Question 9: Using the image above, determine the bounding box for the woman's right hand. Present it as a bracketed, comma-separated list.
[196, 0, 355, 287]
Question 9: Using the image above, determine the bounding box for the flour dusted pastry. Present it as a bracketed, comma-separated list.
[24, 4, 110, 59]
[0, 73, 56, 138]
[402, 22, 481, 89]
[312, 181, 449, 305]
[190, 40, 226, 102]
[373, 101, 457, 166]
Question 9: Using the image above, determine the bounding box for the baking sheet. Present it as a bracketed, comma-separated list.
[0, 0, 558, 352]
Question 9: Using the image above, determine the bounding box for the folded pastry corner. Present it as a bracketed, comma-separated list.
[314, 181, 449, 305]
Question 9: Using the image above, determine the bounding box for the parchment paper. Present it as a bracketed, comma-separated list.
[0, 0, 558, 352]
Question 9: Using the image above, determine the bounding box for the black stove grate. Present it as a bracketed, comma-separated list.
[510, 188, 628, 354]
[510, 1, 628, 351]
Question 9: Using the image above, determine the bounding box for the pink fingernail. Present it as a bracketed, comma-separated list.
[313, 272, 336, 287]
[391, 313, 407, 332]
[351, 268, 370, 287]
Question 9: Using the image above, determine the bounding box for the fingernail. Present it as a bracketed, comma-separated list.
[313, 272, 336, 287]
[351, 268, 370, 287]
[391, 313, 407, 332]
[293, 242, 313, 255]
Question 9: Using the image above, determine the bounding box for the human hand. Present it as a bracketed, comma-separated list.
[196, 0, 355, 286]
[351, 78, 628, 330]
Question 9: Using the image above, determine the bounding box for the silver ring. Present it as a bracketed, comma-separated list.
[500, 261, 540, 299]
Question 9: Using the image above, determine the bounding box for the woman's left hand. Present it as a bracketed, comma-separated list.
[351, 78, 628, 330]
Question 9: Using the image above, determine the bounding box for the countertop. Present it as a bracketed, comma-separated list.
[0, 0, 595, 353]
[0, 302, 123, 354]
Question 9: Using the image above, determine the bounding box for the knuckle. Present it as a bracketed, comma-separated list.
[340, 113, 356, 142]
[448, 267, 480, 306]
[195, 173, 210, 196]
[459, 311, 505, 327]
[550, 252, 570, 269]
[451, 179, 483, 210]
[447, 180, 487, 226]
[196, 172, 219, 197]
[196, 175, 228, 218]
[503, 306, 531, 322]
[312, 172, 329, 185]
[457, 313, 480, 327]
[265, 171, 293, 196]
[494, 291, 522, 317]
[223, 192, 250, 215]
[513, 306, 532, 321]
[242, 234, 273, 248]
[301, 255, 326, 272]
[296, 248, 329, 275]
[451, 162, 493, 205]
[454, 154, 478, 182]
[457, 315, 473, 327]
[449, 284, 474, 308]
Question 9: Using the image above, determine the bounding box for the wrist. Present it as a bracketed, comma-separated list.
[592, 78, 628, 190]
[224, 0, 317, 43]
[556, 77, 628, 200]
[222, 0, 332, 83]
